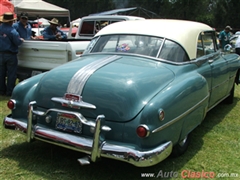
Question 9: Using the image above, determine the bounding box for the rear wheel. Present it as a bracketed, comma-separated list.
[171, 134, 191, 157]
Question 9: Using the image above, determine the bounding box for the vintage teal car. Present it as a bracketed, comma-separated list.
[3, 19, 240, 167]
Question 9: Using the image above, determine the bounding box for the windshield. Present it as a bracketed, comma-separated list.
[84, 34, 189, 62]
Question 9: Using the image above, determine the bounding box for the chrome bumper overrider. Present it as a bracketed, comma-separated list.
[3, 104, 172, 167]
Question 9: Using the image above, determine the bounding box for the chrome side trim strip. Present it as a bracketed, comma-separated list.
[67, 55, 121, 95]
[211, 79, 230, 91]
[152, 94, 209, 134]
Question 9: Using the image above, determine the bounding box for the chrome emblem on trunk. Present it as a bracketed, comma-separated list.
[51, 93, 96, 109]
[63, 93, 81, 109]
[65, 93, 81, 101]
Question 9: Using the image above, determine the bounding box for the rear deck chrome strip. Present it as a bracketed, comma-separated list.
[67, 55, 121, 95]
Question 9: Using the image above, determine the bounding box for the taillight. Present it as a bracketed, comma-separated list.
[136, 125, 150, 138]
[7, 99, 16, 110]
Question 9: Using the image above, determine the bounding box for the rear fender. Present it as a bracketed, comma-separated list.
[11, 73, 46, 119]
[140, 72, 209, 147]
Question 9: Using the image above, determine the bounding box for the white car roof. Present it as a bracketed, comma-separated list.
[96, 19, 213, 59]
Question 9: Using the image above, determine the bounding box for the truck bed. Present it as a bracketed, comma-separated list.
[17, 40, 90, 80]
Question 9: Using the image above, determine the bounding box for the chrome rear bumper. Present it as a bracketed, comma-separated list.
[3, 115, 172, 167]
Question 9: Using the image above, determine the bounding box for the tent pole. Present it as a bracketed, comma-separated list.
[37, 15, 40, 36]
[67, 12, 71, 28]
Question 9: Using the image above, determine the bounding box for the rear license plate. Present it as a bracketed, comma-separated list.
[56, 113, 82, 133]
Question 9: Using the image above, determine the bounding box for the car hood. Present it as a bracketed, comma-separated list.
[32, 54, 175, 121]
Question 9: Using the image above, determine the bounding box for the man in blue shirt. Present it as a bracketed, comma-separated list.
[219, 25, 232, 50]
[0, 12, 24, 96]
[13, 12, 37, 40]
[42, 18, 67, 40]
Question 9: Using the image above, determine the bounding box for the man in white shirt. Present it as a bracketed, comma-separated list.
[235, 35, 240, 55]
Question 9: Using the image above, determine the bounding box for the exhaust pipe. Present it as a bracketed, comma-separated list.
[77, 156, 91, 165]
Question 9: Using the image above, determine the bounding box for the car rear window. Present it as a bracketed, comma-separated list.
[85, 34, 189, 62]
[89, 35, 164, 57]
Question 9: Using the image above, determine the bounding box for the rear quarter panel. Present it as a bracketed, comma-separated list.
[121, 66, 209, 149]
[11, 73, 45, 120]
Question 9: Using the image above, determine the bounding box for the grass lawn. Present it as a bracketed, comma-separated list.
[0, 86, 240, 180]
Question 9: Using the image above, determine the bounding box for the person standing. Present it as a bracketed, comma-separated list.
[13, 12, 37, 40]
[218, 25, 232, 50]
[0, 12, 24, 96]
[235, 35, 240, 55]
[42, 18, 67, 40]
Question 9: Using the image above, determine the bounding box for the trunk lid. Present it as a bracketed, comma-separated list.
[32, 54, 175, 121]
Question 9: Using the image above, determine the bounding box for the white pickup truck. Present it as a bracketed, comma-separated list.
[17, 15, 144, 80]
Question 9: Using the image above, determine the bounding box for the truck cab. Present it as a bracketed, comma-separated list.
[75, 15, 145, 40]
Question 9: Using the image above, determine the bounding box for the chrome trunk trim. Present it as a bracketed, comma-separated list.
[67, 55, 121, 95]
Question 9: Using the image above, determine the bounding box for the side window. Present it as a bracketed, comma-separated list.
[95, 19, 124, 34]
[95, 20, 109, 33]
[79, 21, 94, 36]
[158, 39, 189, 62]
[197, 32, 217, 58]
[197, 34, 204, 57]
[79, 19, 126, 37]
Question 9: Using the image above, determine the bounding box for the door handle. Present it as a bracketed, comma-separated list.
[208, 59, 214, 63]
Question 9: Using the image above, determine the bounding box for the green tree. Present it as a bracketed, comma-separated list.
[44, 0, 240, 30]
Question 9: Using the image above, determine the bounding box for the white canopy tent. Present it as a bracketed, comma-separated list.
[71, 18, 81, 27]
[10, 0, 70, 18]
[34, 17, 50, 27]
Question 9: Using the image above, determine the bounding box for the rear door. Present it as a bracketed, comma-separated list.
[198, 31, 229, 107]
